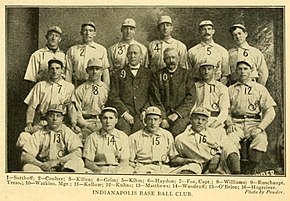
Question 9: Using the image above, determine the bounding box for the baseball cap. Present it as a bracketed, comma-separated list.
[145, 106, 162, 116]
[158, 16, 172, 24]
[199, 20, 214, 27]
[199, 58, 217, 68]
[81, 22, 96, 30]
[101, 107, 118, 116]
[47, 26, 62, 35]
[47, 104, 65, 115]
[48, 59, 64, 68]
[191, 107, 210, 118]
[122, 18, 136, 27]
[229, 24, 247, 32]
[236, 59, 253, 69]
[86, 58, 103, 69]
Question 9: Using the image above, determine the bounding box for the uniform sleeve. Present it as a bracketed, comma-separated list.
[179, 43, 188, 70]
[64, 127, 83, 156]
[256, 51, 269, 86]
[83, 134, 97, 161]
[260, 87, 276, 111]
[174, 136, 185, 157]
[120, 134, 130, 161]
[142, 47, 149, 68]
[24, 52, 39, 82]
[220, 48, 230, 77]
[102, 48, 110, 69]
[22, 132, 41, 157]
[149, 71, 167, 118]
[175, 71, 196, 117]
[107, 46, 114, 71]
[106, 71, 129, 115]
[167, 132, 178, 160]
[24, 83, 41, 109]
[129, 135, 137, 163]
[65, 48, 73, 83]
[215, 85, 230, 124]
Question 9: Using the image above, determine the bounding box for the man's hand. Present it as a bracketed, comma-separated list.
[226, 123, 237, 134]
[209, 155, 220, 173]
[168, 113, 179, 122]
[41, 159, 60, 171]
[208, 120, 222, 129]
[250, 127, 263, 136]
[24, 123, 34, 133]
[161, 119, 170, 128]
[71, 123, 81, 134]
[123, 112, 134, 124]
[86, 123, 98, 133]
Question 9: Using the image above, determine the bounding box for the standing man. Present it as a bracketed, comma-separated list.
[24, 26, 65, 83]
[83, 107, 131, 173]
[175, 107, 240, 174]
[65, 22, 110, 87]
[18, 104, 85, 172]
[24, 59, 75, 134]
[187, 20, 229, 85]
[228, 24, 269, 85]
[108, 18, 148, 73]
[72, 58, 109, 142]
[106, 44, 152, 135]
[150, 48, 196, 137]
[226, 60, 276, 174]
[148, 15, 188, 72]
[194, 59, 230, 133]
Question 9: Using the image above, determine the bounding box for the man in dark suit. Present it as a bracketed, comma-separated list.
[107, 44, 152, 135]
[150, 47, 196, 137]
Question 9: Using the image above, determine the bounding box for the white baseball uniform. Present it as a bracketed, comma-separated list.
[228, 42, 269, 85]
[24, 47, 65, 82]
[188, 41, 229, 80]
[65, 42, 109, 83]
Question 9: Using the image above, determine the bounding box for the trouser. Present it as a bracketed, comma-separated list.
[116, 113, 144, 135]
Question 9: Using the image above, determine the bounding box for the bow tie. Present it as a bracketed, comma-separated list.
[131, 67, 139, 71]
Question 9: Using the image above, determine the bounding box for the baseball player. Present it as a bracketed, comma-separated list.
[18, 104, 86, 172]
[187, 20, 229, 85]
[226, 60, 276, 174]
[108, 18, 148, 73]
[148, 15, 188, 72]
[106, 44, 152, 135]
[23, 59, 75, 134]
[129, 106, 179, 174]
[150, 47, 196, 137]
[175, 107, 241, 174]
[193, 58, 230, 134]
[228, 24, 269, 86]
[83, 107, 132, 173]
[65, 22, 110, 87]
[24, 26, 65, 82]
[72, 58, 109, 142]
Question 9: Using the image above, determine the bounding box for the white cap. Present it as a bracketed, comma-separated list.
[122, 18, 136, 27]
[47, 26, 62, 35]
[86, 58, 103, 68]
[145, 106, 162, 116]
[191, 107, 210, 117]
[158, 16, 172, 24]
[199, 20, 214, 27]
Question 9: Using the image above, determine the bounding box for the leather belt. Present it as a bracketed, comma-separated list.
[232, 113, 261, 119]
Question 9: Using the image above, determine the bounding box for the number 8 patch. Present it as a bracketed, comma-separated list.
[92, 85, 99, 95]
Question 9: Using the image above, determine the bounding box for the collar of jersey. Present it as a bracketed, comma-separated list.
[200, 40, 216, 47]
[43, 124, 64, 135]
[187, 127, 207, 136]
[161, 37, 174, 44]
[83, 81, 104, 89]
[99, 128, 120, 138]
[196, 79, 217, 87]
[142, 129, 161, 137]
[47, 78, 65, 86]
[44, 46, 61, 52]
[234, 80, 255, 87]
[237, 41, 250, 50]
[79, 42, 98, 49]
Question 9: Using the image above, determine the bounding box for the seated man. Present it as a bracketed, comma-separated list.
[129, 106, 179, 174]
[175, 107, 240, 174]
[72, 58, 109, 142]
[18, 104, 85, 172]
[83, 107, 132, 173]
[226, 60, 276, 174]
[24, 59, 75, 134]
[193, 58, 230, 134]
